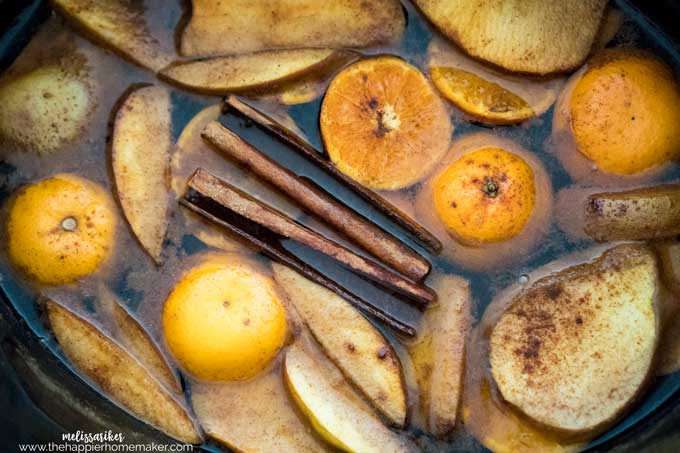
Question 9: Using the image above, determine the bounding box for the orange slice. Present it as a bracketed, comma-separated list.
[431, 67, 534, 124]
[320, 56, 452, 190]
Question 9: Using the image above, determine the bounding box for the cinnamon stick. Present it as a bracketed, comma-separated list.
[223, 95, 443, 254]
[201, 121, 431, 281]
[181, 184, 416, 337]
[186, 168, 434, 307]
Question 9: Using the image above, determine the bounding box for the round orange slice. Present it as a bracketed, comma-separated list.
[320, 56, 452, 190]
[431, 67, 534, 125]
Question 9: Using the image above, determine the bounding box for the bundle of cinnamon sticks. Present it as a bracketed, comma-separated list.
[181, 97, 440, 336]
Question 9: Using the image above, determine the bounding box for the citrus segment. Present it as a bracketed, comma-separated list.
[320, 56, 452, 190]
[431, 67, 534, 124]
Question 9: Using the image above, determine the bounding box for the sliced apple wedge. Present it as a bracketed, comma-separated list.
[46, 299, 202, 444]
[284, 343, 410, 453]
[192, 369, 328, 452]
[51, 0, 173, 72]
[112, 85, 171, 263]
[97, 285, 181, 394]
[489, 244, 659, 437]
[409, 274, 471, 437]
[160, 49, 346, 95]
[180, 0, 405, 58]
[584, 185, 680, 242]
[413, 0, 607, 75]
[273, 264, 406, 427]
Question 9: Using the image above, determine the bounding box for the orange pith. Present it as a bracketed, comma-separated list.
[433, 147, 536, 245]
[569, 49, 680, 175]
[320, 56, 452, 190]
[6, 174, 116, 285]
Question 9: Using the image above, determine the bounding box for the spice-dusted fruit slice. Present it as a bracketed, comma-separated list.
[273, 264, 406, 427]
[160, 49, 348, 95]
[431, 67, 534, 125]
[489, 244, 659, 437]
[409, 274, 471, 437]
[0, 62, 93, 154]
[98, 285, 181, 394]
[46, 300, 202, 443]
[6, 174, 116, 285]
[180, 0, 405, 58]
[112, 85, 171, 263]
[413, 0, 607, 75]
[427, 37, 562, 125]
[320, 56, 452, 190]
[584, 184, 680, 242]
[462, 327, 581, 453]
[52, 0, 173, 72]
[162, 254, 287, 381]
[192, 369, 328, 452]
[284, 343, 410, 453]
[553, 49, 680, 179]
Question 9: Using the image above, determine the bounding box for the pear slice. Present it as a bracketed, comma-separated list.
[111, 85, 171, 263]
[409, 274, 471, 436]
[413, 0, 607, 75]
[97, 285, 181, 394]
[273, 264, 406, 427]
[46, 300, 202, 444]
[160, 49, 346, 95]
[52, 0, 173, 72]
[489, 244, 659, 437]
[180, 0, 405, 58]
[283, 343, 410, 453]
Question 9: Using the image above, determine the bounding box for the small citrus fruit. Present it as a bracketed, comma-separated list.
[416, 133, 552, 271]
[433, 147, 536, 245]
[320, 56, 452, 190]
[555, 49, 680, 176]
[163, 256, 287, 381]
[6, 174, 116, 285]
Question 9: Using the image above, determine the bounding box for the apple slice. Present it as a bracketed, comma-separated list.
[112, 85, 171, 263]
[180, 0, 404, 58]
[192, 369, 328, 452]
[160, 49, 347, 95]
[489, 244, 659, 437]
[413, 0, 607, 75]
[46, 299, 202, 444]
[97, 285, 181, 394]
[284, 343, 409, 453]
[52, 0, 173, 72]
[409, 274, 471, 436]
[273, 264, 406, 427]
